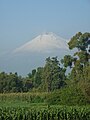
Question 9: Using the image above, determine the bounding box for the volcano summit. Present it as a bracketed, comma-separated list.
[14, 32, 69, 53]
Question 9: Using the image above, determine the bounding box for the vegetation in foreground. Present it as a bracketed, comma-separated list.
[0, 32, 90, 105]
[0, 106, 90, 120]
[0, 32, 90, 119]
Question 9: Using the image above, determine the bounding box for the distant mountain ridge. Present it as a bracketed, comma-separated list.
[14, 32, 69, 53]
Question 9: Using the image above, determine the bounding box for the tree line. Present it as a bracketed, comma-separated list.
[0, 56, 66, 93]
[0, 32, 90, 104]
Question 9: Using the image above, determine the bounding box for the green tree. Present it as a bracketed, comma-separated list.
[67, 32, 90, 103]
[68, 32, 90, 63]
[42, 57, 66, 92]
[33, 67, 43, 88]
[67, 32, 90, 80]
[68, 32, 90, 51]
[61, 55, 74, 68]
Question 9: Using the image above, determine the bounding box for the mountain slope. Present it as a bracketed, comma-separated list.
[14, 32, 69, 53]
[0, 32, 72, 76]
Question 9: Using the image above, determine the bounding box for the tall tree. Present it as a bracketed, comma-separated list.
[67, 32, 90, 83]
[42, 57, 66, 92]
[61, 55, 74, 68]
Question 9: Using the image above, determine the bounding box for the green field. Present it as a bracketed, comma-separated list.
[0, 105, 90, 120]
[0, 92, 48, 107]
[0, 93, 90, 120]
[0, 32, 90, 119]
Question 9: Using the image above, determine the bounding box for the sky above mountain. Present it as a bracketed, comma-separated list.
[0, 0, 90, 75]
[0, 0, 90, 55]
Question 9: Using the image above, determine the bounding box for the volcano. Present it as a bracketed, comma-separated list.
[14, 32, 69, 53]
[1, 32, 71, 76]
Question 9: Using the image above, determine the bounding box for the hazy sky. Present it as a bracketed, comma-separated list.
[0, 0, 90, 54]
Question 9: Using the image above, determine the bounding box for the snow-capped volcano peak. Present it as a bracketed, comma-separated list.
[14, 32, 69, 53]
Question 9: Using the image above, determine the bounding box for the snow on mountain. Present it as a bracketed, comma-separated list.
[0, 33, 73, 76]
[14, 32, 69, 53]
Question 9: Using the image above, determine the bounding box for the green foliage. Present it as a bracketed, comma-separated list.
[45, 91, 61, 105]
[60, 87, 87, 105]
[0, 92, 48, 105]
[23, 78, 33, 92]
[61, 55, 74, 68]
[68, 32, 90, 51]
[0, 56, 66, 93]
[0, 72, 23, 93]
[66, 32, 90, 105]
[0, 31, 90, 106]
[46, 86, 87, 106]
[33, 67, 43, 88]
[42, 57, 66, 92]
[68, 32, 90, 66]
[0, 106, 90, 120]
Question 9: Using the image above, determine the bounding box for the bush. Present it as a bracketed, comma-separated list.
[45, 91, 61, 105]
[46, 86, 88, 105]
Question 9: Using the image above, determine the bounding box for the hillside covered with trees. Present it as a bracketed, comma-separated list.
[0, 32, 90, 105]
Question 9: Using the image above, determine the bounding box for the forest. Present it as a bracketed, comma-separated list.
[0, 32, 90, 105]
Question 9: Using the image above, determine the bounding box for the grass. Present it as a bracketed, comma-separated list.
[0, 92, 90, 108]
[0, 92, 48, 108]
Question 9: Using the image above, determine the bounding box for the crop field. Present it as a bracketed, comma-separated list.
[0, 93, 90, 120]
[0, 92, 47, 108]
[0, 106, 90, 120]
